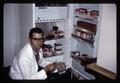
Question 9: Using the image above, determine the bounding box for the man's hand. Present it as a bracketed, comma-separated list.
[44, 63, 55, 73]
[53, 62, 66, 74]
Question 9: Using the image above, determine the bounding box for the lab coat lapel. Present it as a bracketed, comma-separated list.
[28, 44, 38, 75]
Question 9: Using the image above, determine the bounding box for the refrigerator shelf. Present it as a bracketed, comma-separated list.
[71, 34, 94, 47]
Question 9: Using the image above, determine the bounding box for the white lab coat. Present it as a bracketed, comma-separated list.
[9, 43, 52, 80]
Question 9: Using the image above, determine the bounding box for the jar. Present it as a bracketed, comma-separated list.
[75, 51, 80, 56]
[82, 33, 87, 39]
[86, 34, 90, 39]
[55, 49, 63, 55]
[58, 31, 64, 37]
[80, 32, 84, 38]
[54, 43, 62, 46]
[80, 54, 88, 59]
[75, 30, 81, 37]
[54, 43, 62, 50]
[71, 51, 80, 56]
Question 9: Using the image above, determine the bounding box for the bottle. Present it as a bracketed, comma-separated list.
[53, 26, 59, 37]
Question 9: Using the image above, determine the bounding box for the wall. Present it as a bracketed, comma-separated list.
[4, 4, 20, 67]
[19, 4, 34, 47]
[4, 4, 34, 67]
[96, 4, 116, 73]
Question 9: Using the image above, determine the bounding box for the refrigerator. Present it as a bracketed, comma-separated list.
[34, 4, 100, 79]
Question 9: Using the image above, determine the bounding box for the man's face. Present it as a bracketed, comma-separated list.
[29, 32, 44, 52]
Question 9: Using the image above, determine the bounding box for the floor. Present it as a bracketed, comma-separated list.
[3, 66, 11, 80]
[3, 67, 78, 80]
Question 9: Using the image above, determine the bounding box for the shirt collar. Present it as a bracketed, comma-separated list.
[34, 49, 42, 55]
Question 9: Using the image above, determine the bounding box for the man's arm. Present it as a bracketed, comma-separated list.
[18, 56, 47, 79]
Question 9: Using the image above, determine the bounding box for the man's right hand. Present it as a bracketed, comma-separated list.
[44, 63, 55, 73]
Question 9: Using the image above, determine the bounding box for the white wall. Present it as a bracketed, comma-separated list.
[4, 4, 20, 67]
[96, 4, 116, 73]
[19, 4, 34, 47]
[4, 4, 34, 67]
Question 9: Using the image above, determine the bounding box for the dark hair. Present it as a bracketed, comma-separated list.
[29, 27, 43, 38]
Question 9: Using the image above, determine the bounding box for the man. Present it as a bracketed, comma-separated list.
[9, 27, 55, 80]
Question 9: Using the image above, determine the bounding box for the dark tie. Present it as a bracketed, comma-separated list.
[35, 51, 43, 71]
[35, 52, 39, 64]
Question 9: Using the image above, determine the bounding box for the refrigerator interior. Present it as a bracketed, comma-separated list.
[35, 21, 69, 66]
